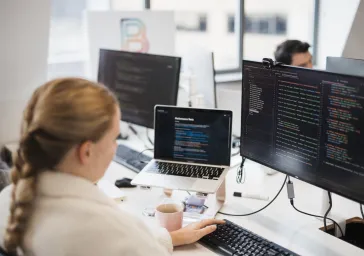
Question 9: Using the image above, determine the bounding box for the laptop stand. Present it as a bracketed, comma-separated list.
[202, 179, 226, 218]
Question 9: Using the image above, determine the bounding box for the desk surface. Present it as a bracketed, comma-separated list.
[103, 130, 364, 256]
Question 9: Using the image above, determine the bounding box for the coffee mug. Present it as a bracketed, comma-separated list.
[155, 203, 184, 232]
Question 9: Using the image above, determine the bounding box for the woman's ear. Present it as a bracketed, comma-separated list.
[78, 141, 93, 165]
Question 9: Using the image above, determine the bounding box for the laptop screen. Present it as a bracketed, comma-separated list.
[154, 106, 232, 166]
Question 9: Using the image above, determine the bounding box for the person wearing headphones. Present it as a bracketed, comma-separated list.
[274, 39, 313, 68]
[0, 78, 223, 256]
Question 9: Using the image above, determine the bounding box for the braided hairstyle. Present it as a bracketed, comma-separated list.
[3, 78, 118, 254]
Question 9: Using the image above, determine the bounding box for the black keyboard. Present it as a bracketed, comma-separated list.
[145, 162, 224, 180]
[113, 144, 152, 173]
[199, 220, 299, 256]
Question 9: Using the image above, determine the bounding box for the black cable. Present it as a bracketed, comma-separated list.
[128, 124, 138, 135]
[287, 178, 344, 237]
[290, 199, 344, 237]
[219, 175, 288, 216]
[360, 204, 364, 219]
[323, 192, 333, 233]
[236, 158, 246, 184]
[137, 148, 153, 164]
[146, 128, 154, 146]
[128, 124, 150, 149]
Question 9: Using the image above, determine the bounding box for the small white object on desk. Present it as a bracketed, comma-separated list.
[241, 192, 269, 201]
[97, 179, 126, 201]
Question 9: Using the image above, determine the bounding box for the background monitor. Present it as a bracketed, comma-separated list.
[241, 60, 364, 204]
[98, 49, 181, 128]
[217, 88, 241, 137]
[182, 47, 217, 108]
[326, 57, 364, 77]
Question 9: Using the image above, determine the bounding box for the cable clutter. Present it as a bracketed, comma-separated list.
[286, 177, 344, 237]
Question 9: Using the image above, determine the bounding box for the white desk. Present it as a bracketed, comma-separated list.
[103, 131, 364, 256]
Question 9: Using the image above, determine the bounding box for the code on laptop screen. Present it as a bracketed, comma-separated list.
[154, 106, 232, 166]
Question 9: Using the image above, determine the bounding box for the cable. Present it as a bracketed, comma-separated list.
[128, 124, 138, 135]
[137, 148, 153, 164]
[128, 124, 150, 149]
[287, 178, 344, 237]
[290, 200, 344, 237]
[236, 158, 246, 184]
[146, 128, 154, 146]
[324, 192, 333, 233]
[219, 175, 288, 216]
[360, 204, 364, 219]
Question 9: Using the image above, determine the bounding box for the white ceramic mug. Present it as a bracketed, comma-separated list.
[155, 203, 184, 232]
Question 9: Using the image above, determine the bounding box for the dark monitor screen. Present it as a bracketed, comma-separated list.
[154, 106, 232, 166]
[241, 60, 364, 204]
[98, 49, 181, 128]
[326, 57, 364, 77]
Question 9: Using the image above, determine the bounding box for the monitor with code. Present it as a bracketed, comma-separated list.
[241, 60, 364, 204]
[98, 49, 181, 128]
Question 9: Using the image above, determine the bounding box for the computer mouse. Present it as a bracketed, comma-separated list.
[115, 178, 137, 188]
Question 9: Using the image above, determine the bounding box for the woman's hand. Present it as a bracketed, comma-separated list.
[170, 219, 225, 246]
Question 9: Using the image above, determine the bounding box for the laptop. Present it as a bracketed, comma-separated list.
[131, 106, 233, 194]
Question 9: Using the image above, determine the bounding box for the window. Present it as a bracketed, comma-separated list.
[49, 0, 318, 77]
[176, 13, 208, 32]
[48, 0, 145, 79]
[276, 17, 287, 35]
[150, 0, 241, 71]
[244, 16, 287, 35]
[243, 0, 316, 63]
[227, 15, 235, 33]
[258, 19, 269, 34]
[245, 17, 254, 33]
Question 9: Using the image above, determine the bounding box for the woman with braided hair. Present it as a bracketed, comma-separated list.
[0, 78, 223, 256]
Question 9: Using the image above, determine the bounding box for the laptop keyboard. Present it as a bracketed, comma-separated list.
[146, 162, 224, 180]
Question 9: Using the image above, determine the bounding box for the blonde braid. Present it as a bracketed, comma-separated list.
[4, 87, 43, 255]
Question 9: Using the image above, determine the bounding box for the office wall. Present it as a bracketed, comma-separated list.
[342, 0, 364, 59]
[0, 0, 50, 147]
[316, 0, 360, 68]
